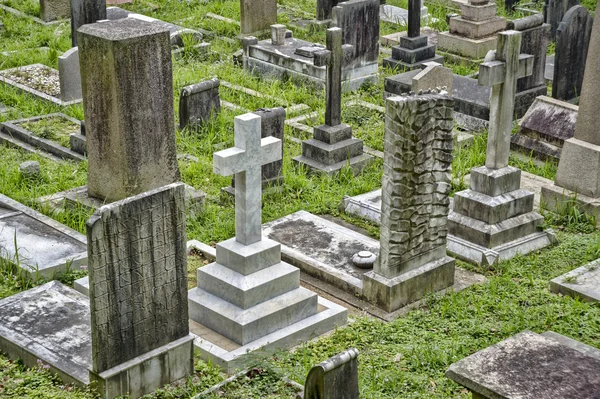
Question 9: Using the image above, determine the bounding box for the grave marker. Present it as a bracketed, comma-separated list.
[69, 0, 106, 46]
[40, 0, 71, 22]
[240, 0, 277, 35]
[545, 0, 580, 40]
[178, 78, 221, 130]
[301, 348, 359, 399]
[58, 47, 82, 102]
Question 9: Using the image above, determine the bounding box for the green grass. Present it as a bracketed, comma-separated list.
[0, 0, 599, 398]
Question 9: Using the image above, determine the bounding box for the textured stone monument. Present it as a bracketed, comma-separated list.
[87, 183, 193, 399]
[382, 0, 443, 70]
[448, 31, 555, 266]
[542, 0, 600, 225]
[544, 0, 580, 40]
[552, 5, 593, 102]
[362, 90, 456, 313]
[70, 0, 106, 46]
[293, 27, 373, 175]
[240, 0, 277, 35]
[40, 0, 71, 22]
[78, 19, 180, 203]
[58, 47, 82, 102]
[437, 0, 507, 60]
[300, 348, 359, 399]
[179, 78, 221, 130]
[188, 113, 346, 371]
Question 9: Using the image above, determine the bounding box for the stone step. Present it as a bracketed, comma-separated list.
[510, 133, 561, 162]
[293, 152, 374, 176]
[448, 210, 544, 248]
[215, 237, 281, 275]
[301, 138, 364, 166]
[453, 189, 534, 225]
[449, 16, 506, 40]
[197, 261, 300, 309]
[391, 44, 436, 65]
[188, 286, 318, 346]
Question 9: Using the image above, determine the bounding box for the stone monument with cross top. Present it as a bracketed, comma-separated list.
[188, 113, 347, 372]
[293, 27, 373, 175]
[447, 31, 556, 266]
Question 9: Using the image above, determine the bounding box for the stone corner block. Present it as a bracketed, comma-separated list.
[470, 166, 521, 197]
[215, 237, 281, 275]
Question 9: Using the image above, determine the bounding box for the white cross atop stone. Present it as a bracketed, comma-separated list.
[479, 30, 534, 170]
[213, 113, 282, 245]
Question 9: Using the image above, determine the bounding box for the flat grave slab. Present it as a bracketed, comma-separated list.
[0, 113, 85, 161]
[446, 331, 600, 399]
[549, 259, 600, 302]
[0, 193, 87, 280]
[0, 64, 81, 107]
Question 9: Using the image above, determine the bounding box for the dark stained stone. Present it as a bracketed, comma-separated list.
[70, 0, 106, 46]
[332, 0, 380, 69]
[544, 0, 580, 40]
[179, 78, 221, 130]
[302, 348, 360, 399]
[510, 15, 550, 93]
[317, 0, 341, 20]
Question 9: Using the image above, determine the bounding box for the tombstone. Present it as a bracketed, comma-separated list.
[240, 0, 277, 35]
[362, 90, 456, 312]
[542, 0, 600, 225]
[87, 183, 193, 399]
[78, 19, 180, 203]
[69, 0, 106, 46]
[437, 0, 507, 60]
[544, 0, 580, 40]
[318, 0, 341, 20]
[300, 348, 359, 399]
[178, 78, 221, 130]
[448, 31, 555, 266]
[187, 113, 347, 371]
[293, 27, 374, 175]
[40, 0, 71, 22]
[382, 0, 443, 70]
[58, 47, 82, 102]
[552, 5, 593, 102]
[412, 62, 453, 93]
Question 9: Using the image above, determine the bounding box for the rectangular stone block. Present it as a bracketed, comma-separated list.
[555, 138, 600, 198]
[313, 123, 353, 145]
[460, 4, 497, 21]
[437, 31, 497, 59]
[215, 238, 281, 275]
[449, 16, 507, 39]
[470, 166, 521, 197]
[399, 35, 428, 50]
[58, 47, 82, 102]
[392, 44, 437, 64]
[453, 189, 534, 225]
[301, 138, 364, 165]
[69, 0, 107, 46]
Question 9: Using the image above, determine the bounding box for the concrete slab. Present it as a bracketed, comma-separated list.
[549, 259, 600, 302]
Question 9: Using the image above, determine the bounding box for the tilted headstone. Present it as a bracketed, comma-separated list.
[58, 47, 82, 102]
[544, 0, 580, 40]
[87, 183, 193, 398]
[301, 348, 359, 399]
[449, 31, 554, 266]
[179, 78, 221, 130]
[293, 27, 374, 175]
[40, 0, 71, 22]
[363, 90, 456, 312]
[412, 62, 453, 94]
[69, 0, 106, 46]
[552, 5, 593, 101]
[240, 0, 277, 35]
[78, 19, 180, 203]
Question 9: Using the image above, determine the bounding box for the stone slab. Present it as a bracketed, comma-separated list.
[436, 31, 497, 59]
[549, 259, 600, 302]
[542, 331, 600, 361]
[446, 331, 600, 399]
[541, 183, 600, 227]
[380, 28, 438, 47]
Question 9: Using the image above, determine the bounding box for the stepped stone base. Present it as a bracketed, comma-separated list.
[383, 53, 445, 72]
[437, 31, 497, 60]
[293, 153, 374, 176]
[448, 16, 507, 39]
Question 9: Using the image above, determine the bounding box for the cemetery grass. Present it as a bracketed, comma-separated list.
[0, 0, 597, 397]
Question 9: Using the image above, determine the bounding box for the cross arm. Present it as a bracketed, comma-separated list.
[260, 136, 282, 165]
[213, 147, 246, 176]
[478, 54, 534, 87]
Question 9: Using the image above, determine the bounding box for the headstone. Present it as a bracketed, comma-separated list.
[293, 27, 374, 175]
[317, 0, 341, 20]
[178, 78, 221, 130]
[544, 0, 580, 41]
[448, 31, 554, 266]
[382, 0, 444, 70]
[411, 62, 453, 93]
[552, 5, 593, 101]
[78, 19, 180, 203]
[58, 47, 82, 102]
[542, 0, 600, 224]
[40, 0, 71, 22]
[69, 0, 106, 46]
[362, 90, 456, 312]
[437, 0, 507, 60]
[301, 348, 359, 399]
[87, 183, 193, 399]
[240, 0, 277, 35]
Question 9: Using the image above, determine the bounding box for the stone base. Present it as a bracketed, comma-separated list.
[541, 184, 600, 227]
[293, 153, 374, 176]
[549, 259, 600, 302]
[90, 335, 194, 399]
[555, 138, 600, 198]
[436, 31, 497, 60]
[362, 256, 456, 313]
[382, 54, 445, 72]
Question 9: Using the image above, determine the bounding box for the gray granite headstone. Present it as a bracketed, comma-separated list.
[69, 0, 106, 46]
[332, 0, 379, 70]
[40, 0, 71, 22]
[240, 0, 277, 35]
[58, 47, 82, 102]
[545, 0, 580, 40]
[78, 19, 180, 203]
[317, 0, 341, 20]
[553, 5, 593, 101]
[301, 348, 359, 399]
[178, 78, 221, 130]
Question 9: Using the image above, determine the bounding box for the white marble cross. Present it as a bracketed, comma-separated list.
[479, 30, 534, 170]
[213, 113, 282, 246]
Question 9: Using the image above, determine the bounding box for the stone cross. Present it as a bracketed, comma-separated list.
[478, 31, 533, 170]
[314, 27, 353, 127]
[408, 0, 422, 37]
[213, 113, 282, 246]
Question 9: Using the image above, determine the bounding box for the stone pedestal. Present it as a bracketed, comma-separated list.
[383, 34, 444, 71]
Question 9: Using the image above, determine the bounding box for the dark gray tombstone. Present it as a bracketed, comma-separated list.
[301, 348, 359, 399]
[544, 0, 580, 40]
[317, 0, 341, 20]
[179, 78, 221, 130]
[553, 5, 593, 101]
[70, 0, 106, 46]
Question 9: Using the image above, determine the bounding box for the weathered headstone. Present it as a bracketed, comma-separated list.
[293, 27, 373, 175]
[40, 0, 71, 22]
[317, 0, 341, 20]
[78, 19, 180, 203]
[240, 0, 277, 35]
[363, 90, 456, 312]
[301, 348, 359, 399]
[437, 0, 507, 60]
[552, 5, 593, 101]
[178, 78, 221, 130]
[448, 31, 555, 266]
[58, 47, 82, 102]
[87, 183, 193, 398]
[69, 0, 106, 46]
[544, 0, 580, 40]
[411, 62, 453, 93]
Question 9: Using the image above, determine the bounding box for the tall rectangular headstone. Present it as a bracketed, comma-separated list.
[317, 0, 341, 20]
[78, 19, 180, 203]
[332, 0, 379, 70]
[240, 0, 277, 35]
[70, 0, 106, 46]
[40, 0, 71, 22]
[58, 47, 82, 102]
[87, 183, 193, 398]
